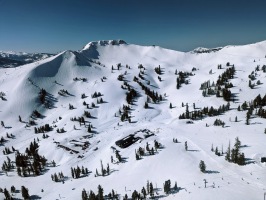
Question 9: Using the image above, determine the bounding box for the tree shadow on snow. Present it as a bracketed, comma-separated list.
[30, 195, 42, 199]
[205, 170, 220, 174]
[245, 158, 255, 165]
[187, 149, 199, 152]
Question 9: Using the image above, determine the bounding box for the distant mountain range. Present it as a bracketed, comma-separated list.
[0, 51, 54, 68]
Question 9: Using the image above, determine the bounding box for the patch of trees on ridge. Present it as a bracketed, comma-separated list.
[200, 66, 235, 101]
[179, 103, 230, 120]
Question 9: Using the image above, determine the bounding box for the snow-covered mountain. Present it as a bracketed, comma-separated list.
[0, 40, 266, 200]
[0, 51, 54, 68]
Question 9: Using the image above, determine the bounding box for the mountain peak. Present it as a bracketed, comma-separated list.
[82, 39, 127, 50]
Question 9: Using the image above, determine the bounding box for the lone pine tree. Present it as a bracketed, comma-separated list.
[199, 160, 206, 173]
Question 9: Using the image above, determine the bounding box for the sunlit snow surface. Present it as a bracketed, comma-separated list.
[0, 40, 266, 199]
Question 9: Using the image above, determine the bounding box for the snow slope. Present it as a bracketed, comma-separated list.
[0, 40, 266, 199]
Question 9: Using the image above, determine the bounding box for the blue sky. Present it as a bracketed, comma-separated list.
[0, 0, 266, 53]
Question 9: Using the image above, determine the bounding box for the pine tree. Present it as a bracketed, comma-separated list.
[11, 185, 16, 193]
[225, 142, 231, 162]
[144, 102, 148, 109]
[88, 125, 92, 133]
[141, 187, 147, 198]
[71, 167, 75, 178]
[4, 188, 11, 200]
[147, 181, 150, 194]
[215, 147, 219, 155]
[185, 141, 188, 151]
[131, 190, 138, 200]
[174, 182, 178, 191]
[100, 160, 104, 176]
[164, 180, 171, 194]
[98, 185, 104, 200]
[238, 153, 246, 165]
[149, 182, 154, 197]
[246, 112, 250, 125]
[21, 186, 30, 200]
[89, 190, 96, 200]
[107, 163, 110, 175]
[82, 189, 88, 200]
[199, 160, 206, 173]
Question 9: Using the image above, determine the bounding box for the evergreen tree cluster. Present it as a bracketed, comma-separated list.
[117, 74, 124, 81]
[51, 171, 65, 182]
[82, 185, 120, 200]
[15, 140, 47, 177]
[73, 77, 87, 82]
[163, 179, 179, 194]
[71, 165, 89, 179]
[133, 76, 163, 103]
[96, 97, 104, 104]
[84, 110, 91, 118]
[154, 65, 162, 75]
[2, 185, 29, 200]
[56, 127, 65, 133]
[117, 104, 132, 122]
[0, 136, 7, 145]
[126, 88, 137, 105]
[238, 94, 266, 119]
[70, 116, 86, 126]
[31, 110, 41, 118]
[135, 140, 161, 160]
[2, 146, 15, 155]
[58, 89, 69, 96]
[2, 156, 14, 172]
[225, 137, 245, 165]
[91, 91, 102, 98]
[176, 71, 192, 89]
[211, 144, 222, 156]
[95, 160, 110, 177]
[34, 124, 52, 134]
[216, 66, 235, 85]
[81, 185, 105, 200]
[200, 66, 235, 101]
[213, 119, 225, 127]
[252, 94, 266, 107]
[127, 181, 157, 199]
[0, 91, 6, 100]
[173, 138, 179, 143]
[257, 107, 266, 118]
[39, 88, 47, 104]
[179, 103, 230, 120]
